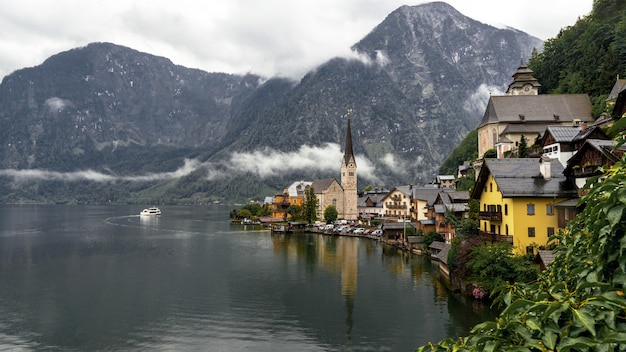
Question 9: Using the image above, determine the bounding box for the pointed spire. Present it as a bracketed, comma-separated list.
[343, 109, 355, 165]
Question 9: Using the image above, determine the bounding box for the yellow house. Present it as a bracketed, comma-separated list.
[471, 158, 578, 255]
[269, 181, 311, 219]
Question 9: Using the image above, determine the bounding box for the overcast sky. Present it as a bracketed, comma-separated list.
[0, 0, 593, 80]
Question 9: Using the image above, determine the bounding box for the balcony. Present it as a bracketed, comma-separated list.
[479, 211, 502, 221]
[478, 231, 513, 243]
[386, 204, 407, 210]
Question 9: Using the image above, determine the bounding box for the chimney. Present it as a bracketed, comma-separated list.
[539, 157, 551, 180]
[580, 123, 588, 132]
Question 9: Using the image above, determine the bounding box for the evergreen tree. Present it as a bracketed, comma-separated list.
[302, 187, 318, 224]
[518, 134, 529, 158]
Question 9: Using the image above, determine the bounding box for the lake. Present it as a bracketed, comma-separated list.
[0, 205, 496, 351]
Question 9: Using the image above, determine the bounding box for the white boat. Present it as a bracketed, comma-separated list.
[140, 207, 161, 216]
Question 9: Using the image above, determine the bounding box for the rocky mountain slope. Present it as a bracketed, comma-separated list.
[0, 2, 542, 204]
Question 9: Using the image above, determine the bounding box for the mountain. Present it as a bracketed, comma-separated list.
[0, 2, 542, 204]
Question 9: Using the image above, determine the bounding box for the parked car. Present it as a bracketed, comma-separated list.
[372, 229, 383, 237]
[353, 228, 365, 234]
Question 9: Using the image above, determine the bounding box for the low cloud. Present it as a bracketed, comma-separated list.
[380, 153, 408, 175]
[463, 83, 504, 115]
[0, 145, 386, 184]
[0, 158, 201, 183]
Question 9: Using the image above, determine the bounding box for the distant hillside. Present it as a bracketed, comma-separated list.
[0, 2, 542, 204]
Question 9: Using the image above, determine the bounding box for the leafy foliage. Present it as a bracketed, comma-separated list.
[439, 130, 478, 175]
[423, 230, 444, 247]
[416, 120, 626, 351]
[529, 0, 626, 117]
[466, 242, 539, 296]
[324, 205, 338, 223]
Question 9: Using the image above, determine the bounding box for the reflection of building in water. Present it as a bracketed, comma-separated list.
[271, 233, 359, 337]
[316, 236, 358, 336]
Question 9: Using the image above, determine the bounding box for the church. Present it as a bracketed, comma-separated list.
[477, 59, 594, 159]
[268, 117, 358, 221]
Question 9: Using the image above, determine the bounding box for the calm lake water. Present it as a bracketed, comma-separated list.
[0, 205, 496, 351]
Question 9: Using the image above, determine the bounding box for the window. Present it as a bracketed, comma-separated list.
[564, 208, 571, 221]
[332, 199, 337, 207]
[528, 227, 535, 237]
[546, 204, 554, 215]
[504, 204, 508, 216]
[547, 227, 555, 237]
[489, 183, 493, 192]
[527, 203, 535, 215]
[349, 171, 354, 176]
[505, 224, 509, 235]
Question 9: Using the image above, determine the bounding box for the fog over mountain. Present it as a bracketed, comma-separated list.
[0, 2, 542, 204]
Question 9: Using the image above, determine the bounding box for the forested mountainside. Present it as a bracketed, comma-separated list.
[0, 2, 542, 204]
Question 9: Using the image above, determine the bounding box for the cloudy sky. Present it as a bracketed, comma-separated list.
[0, 0, 593, 81]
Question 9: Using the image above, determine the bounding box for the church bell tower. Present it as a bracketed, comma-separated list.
[341, 110, 358, 220]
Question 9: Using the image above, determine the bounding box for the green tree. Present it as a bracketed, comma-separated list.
[286, 205, 302, 220]
[236, 209, 252, 219]
[445, 199, 479, 238]
[439, 130, 478, 175]
[483, 148, 497, 159]
[363, 184, 373, 192]
[324, 205, 338, 223]
[518, 134, 529, 158]
[423, 230, 443, 247]
[454, 170, 475, 192]
[302, 187, 318, 224]
[466, 242, 539, 296]
[417, 118, 626, 351]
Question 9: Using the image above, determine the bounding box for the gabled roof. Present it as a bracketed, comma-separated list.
[471, 158, 577, 199]
[541, 125, 608, 145]
[565, 139, 626, 171]
[434, 203, 466, 213]
[411, 187, 441, 205]
[286, 181, 312, 197]
[479, 94, 593, 127]
[544, 126, 585, 143]
[382, 185, 412, 201]
[311, 178, 340, 193]
[607, 78, 626, 101]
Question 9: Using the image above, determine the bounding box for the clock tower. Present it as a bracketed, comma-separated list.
[341, 112, 358, 220]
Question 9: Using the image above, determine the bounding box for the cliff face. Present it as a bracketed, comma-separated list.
[0, 3, 543, 203]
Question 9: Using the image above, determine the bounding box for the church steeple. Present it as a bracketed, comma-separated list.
[343, 111, 355, 166]
[506, 55, 541, 95]
[341, 109, 357, 220]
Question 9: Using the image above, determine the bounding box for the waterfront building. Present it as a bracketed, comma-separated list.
[471, 158, 578, 256]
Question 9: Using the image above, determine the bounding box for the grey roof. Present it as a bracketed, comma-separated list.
[472, 158, 577, 199]
[411, 187, 441, 205]
[544, 126, 584, 143]
[536, 250, 562, 268]
[382, 222, 416, 230]
[429, 241, 446, 250]
[434, 203, 466, 213]
[566, 139, 626, 168]
[479, 94, 593, 128]
[310, 178, 339, 193]
[542, 125, 607, 145]
[554, 198, 581, 207]
[436, 244, 451, 264]
[501, 123, 551, 135]
[608, 79, 626, 100]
